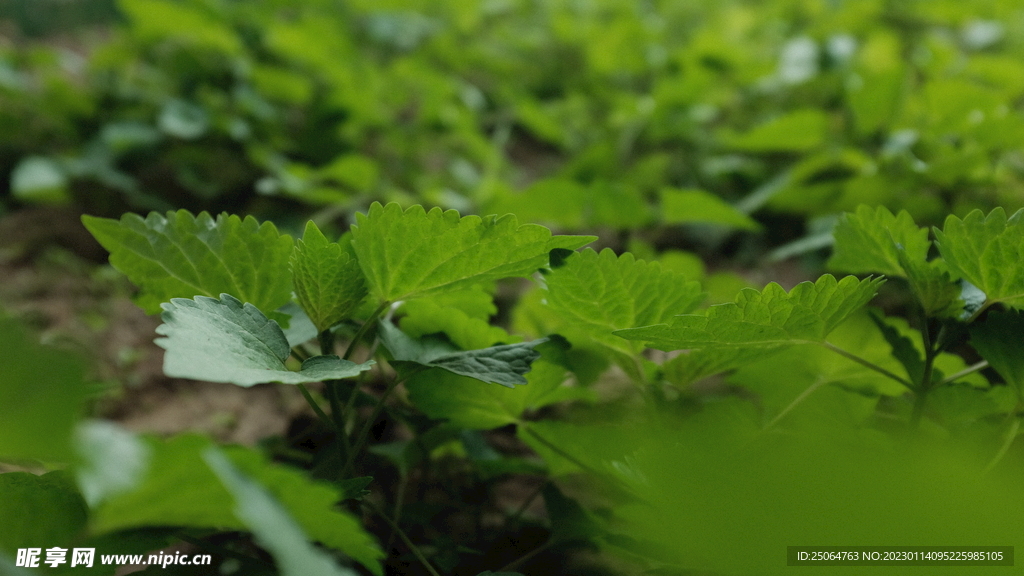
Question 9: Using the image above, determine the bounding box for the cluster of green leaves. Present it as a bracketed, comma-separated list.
[1, 202, 597, 575]
[8, 201, 1024, 575]
[6, 0, 1024, 242]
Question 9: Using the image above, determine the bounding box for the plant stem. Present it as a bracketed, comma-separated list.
[342, 370, 420, 477]
[314, 328, 353, 467]
[984, 412, 1021, 474]
[318, 328, 336, 356]
[910, 317, 940, 430]
[327, 381, 349, 465]
[386, 473, 409, 552]
[821, 342, 913, 389]
[965, 300, 994, 325]
[343, 300, 391, 361]
[296, 384, 333, 429]
[523, 426, 608, 481]
[364, 499, 442, 576]
[763, 377, 827, 431]
[503, 479, 547, 531]
[939, 360, 989, 386]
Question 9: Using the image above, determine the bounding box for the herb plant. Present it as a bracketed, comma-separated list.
[4, 201, 1024, 575]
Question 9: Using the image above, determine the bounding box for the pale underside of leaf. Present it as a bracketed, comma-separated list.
[156, 294, 372, 386]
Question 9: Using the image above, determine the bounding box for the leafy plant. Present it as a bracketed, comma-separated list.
[7, 201, 1024, 575]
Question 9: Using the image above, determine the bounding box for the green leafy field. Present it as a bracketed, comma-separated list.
[5, 1, 1024, 576]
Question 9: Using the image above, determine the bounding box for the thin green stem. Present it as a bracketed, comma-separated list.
[911, 316, 939, 430]
[523, 426, 608, 481]
[386, 473, 409, 552]
[821, 342, 913, 389]
[965, 300, 994, 325]
[327, 381, 349, 466]
[984, 413, 1021, 474]
[501, 480, 547, 533]
[938, 360, 989, 386]
[343, 369, 423, 477]
[296, 384, 333, 429]
[364, 499, 442, 576]
[343, 301, 391, 361]
[763, 377, 827, 431]
[318, 328, 336, 356]
[315, 327, 352, 468]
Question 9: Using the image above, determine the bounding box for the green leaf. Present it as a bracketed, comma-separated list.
[291, 221, 367, 332]
[75, 421, 151, 508]
[84, 433, 383, 575]
[660, 188, 760, 230]
[829, 206, 961, 317]
[279, 302, 319, 347]
[405, 283, 497, 321]
[663, 347, 789, 388]
[405, 359, 587, 430]
[337, 477, 373, 502]
[349, 202, 594, 303]
[868, 311, 925, 385]
[928, 383, 1017, 426]
[896, 253, 964, 319]
[484, 178, 588, 229]
[203, 448, 360, 576]
[934, 208, 1024, 309]
[399, 299, 518, 351]
[543, 483, 604, 544]
[378, 321, 543, 388]
[727, 109, 828, 152]
[0, 315, 86, 461]
[82, 211, 294, 315]
[829, 205, 930, 278]
[156, 294, 372, 387]
[0, 471, 87, 555]
[543, 248, 705, 355]
[121, 0, 242, 54]
[615, 275, 884, 352]
[868, 315, 986, 389]
[158, 99, 208, 140]
[970, 311, 1024, 397]
[405, 369, 534, 430]
[519, 419, 649, 478]
[729, 314, 910, 431]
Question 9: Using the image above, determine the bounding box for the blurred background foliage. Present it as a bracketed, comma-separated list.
[3, 0, 1024, 240]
